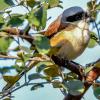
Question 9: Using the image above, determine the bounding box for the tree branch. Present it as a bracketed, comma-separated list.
[51, 55, 100, 100]
[1, 27, 34, 43]
[65, 64, 100, 100]
[51, 55, 84, 80]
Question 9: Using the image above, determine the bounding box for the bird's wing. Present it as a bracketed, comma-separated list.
[43, 15, 61, 37]
[50, 24, 77, 47]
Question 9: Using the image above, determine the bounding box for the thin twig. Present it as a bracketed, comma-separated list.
[0, 81, 50, 99]
[94, 21, 100, 44]
[0, 55, 19, 59]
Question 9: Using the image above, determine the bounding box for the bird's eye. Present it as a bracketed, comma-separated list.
[66, 16, 76, 22]
[75, 15, 81, 20]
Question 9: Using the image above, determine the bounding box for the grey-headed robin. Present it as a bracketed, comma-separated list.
[43, 6, 90, 60]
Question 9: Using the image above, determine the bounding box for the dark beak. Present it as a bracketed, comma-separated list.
[84, 12, 90, 19]
[84, 12, 91, 22]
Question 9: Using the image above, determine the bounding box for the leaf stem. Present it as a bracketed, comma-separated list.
[94, 21, 100, 44]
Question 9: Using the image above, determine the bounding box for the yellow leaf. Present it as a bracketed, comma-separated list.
[43, 65, 60, 77]
[3, 75, 19, 84]
[88, 39, 97, 48]
[48, 47, 59, 56]
[52, 80, 62, 88]
[3, 75, 20, 91]
[3, 97, 11, 100]
[26, 0, 36, 8]
[94, 61, 100, 68]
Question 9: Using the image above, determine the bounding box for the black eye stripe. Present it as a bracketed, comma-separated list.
[66, 12, 85, 22]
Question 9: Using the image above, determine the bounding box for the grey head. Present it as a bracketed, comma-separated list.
[61, 6, 88, 23]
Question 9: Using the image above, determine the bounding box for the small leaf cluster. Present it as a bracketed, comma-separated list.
[87, 0, 100, 48]
[87, 0, 100, 21]
[0, 0, 62, 30]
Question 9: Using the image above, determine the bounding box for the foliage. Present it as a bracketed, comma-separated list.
[0, 0, 99, 100]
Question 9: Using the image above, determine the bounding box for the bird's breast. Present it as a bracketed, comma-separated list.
[50, 25, 90, 60]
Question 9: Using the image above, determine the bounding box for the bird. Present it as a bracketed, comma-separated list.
[43, 6, 90, 61]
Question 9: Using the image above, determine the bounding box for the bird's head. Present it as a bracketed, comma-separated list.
[61, 6, 89, 29]
[43, 6, 90, 37]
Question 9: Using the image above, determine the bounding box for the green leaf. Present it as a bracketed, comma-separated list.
[3, 97, 11, 100]
[0, 14, 4, 24]
[16, 82, 20, 87]
[31, 84, 44, 91]
[87, 1, 98, 20]
[57, 5, 63, 9]
[65, 80, 85, 96]
[39, 6, 47, 28]
[15, 59, 25, 72]
[36, 61, 53, 73]
[43, 65, 60, 77]
[42, 2, 49, 9]
[52, 80, 62, 88]
[88, 32, 98, 48]
[93, 87, 100, 99]
[87, 1, 96, 10]
[48, 0, 59, 8]
[91, 11, 98, 20]
[36, 63, 47, 73]
[28, 73, 43, 81]
[96, 4, 100, 10]
[27, 10, 40, 27]
[88, 39, 97, 48]
[12, 65, 24, 73]
[64, 72, 78, 81]
[17, 51, 24, 60]
[24, 54, 33, 62]
[90, 31, 98, 38]
[0, 14, 4, 28]
[15, 46, 32, 61]
[16, 59, 24, 66]
[3, 75, 19, 84]
[26, 0, 39, 8]
[7, 14, 24, 27]
[3, 75, 20, 91]
[0, 0, 14, 10]
[94, 60, 100, 68]
[34, 35, 51, 54]
[0, 37, 13, 54]
[27, 6, 47, 30]
[0, 67, 14, 74]
[87, 1, 93, 10]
